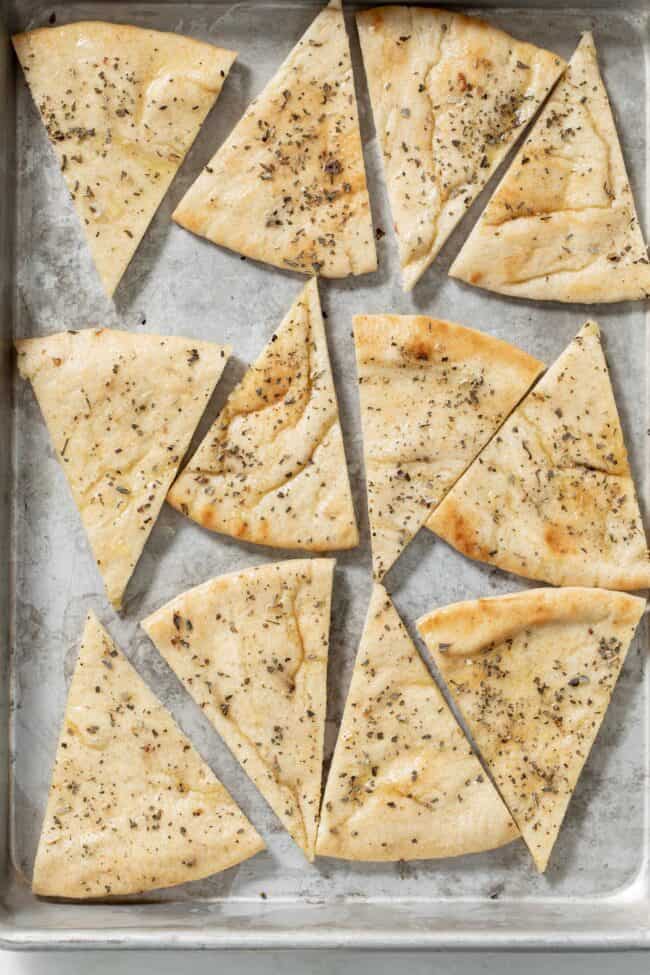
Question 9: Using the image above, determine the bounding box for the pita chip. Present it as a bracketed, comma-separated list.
[316, 584, 519, 860]
[142, 559, 334, 860]
[13, 22, 236, 296]
[173, 0, 377, 277]
[417, 587, 646, 871]
[356, 6, 565, 291]
[451, 33, 650, 302]
[168, 279, 359, 551]
[427, 321, 650, 591]
[33, 612, 264, 898]
[17, 328, 230, 608]
[354, 314, 543, 580]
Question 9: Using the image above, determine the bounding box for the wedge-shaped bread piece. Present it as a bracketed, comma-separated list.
[17, 328, 230, 607]
[451, 34, 650, 302]
[142, 559, 334, 860]
[356, 6, 565, 291]
[173, 0, 376, 277]
[13, 22, 236, 296]
[418, 588, 645, 871]
[316, 584, 519, 860]
[354, 314, 543, 580]
[427, 321, 650, 590]
[169, 279, 358, 550]
[33, 612, 264, 898]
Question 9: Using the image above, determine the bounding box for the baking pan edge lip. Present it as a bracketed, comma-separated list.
[0, 927, 649, 951]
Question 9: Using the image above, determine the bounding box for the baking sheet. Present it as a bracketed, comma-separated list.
[2, 0, 650, 949]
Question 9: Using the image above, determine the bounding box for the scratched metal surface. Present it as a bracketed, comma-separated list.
[2, 0, 649, 950]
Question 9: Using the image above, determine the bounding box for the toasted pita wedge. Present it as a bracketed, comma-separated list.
[168, 279, 358, 551]
[356, 7, 565, 291]
[17, 329, 230, 607]
[173, 0, 376, 277]
[33, 612, 264, 898]
[417, 588, 645, 871]
[427, 321, 650, 590]
[451, 34, 650, 302]
[13, 22, 236, 296]
[316, 584, 519, 860]
[142, 559, 334, 860]
[354, 315, 543, 580]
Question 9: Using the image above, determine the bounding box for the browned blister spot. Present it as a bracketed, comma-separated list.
[443, 503, 489, 561]
[543, 522, 578, 556]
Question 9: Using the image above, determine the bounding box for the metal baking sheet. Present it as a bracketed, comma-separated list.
[1, 0, 649, 950]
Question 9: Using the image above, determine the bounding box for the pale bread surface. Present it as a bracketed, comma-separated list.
[354, 314, 543, 579]
[451, 34, 650, 302]
[13, 22, 236, 295]
[317, 584, 519, 860]
[418, 587, 645, 870]
[173, 0, 376, 278]
[427, 321, 650, 591]
[17, 328, 230, 607]
[169, 279, 359, 551]
[142, 559, 334, 860]
[357, 6, 565, 290]
[33, 612, 264, 898]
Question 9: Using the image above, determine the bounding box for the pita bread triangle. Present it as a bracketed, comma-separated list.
[451, 33, 650, 302]
[168, 278, 359, 551]
[13, 22, 236, 296]
[353, 314, 543, 580]
[427, 320, 650, 591]
[172, 0, 377, 278]
[417, 587, 646, 871]
[33, 612, 264, 898]
[356, 6, 565, 291]
[17, 328, 231, 608]
[142, 559, 334, 860]
[316, 584, 519, 860]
